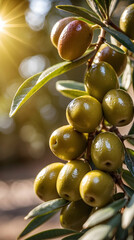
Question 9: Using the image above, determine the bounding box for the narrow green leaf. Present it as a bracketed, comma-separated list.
[56, 5, 105, 27]
[122, 169, 134, 190]
[9, 49, 96, 117]
[62, 232, 84, 240]
[122, 194, 134, 229]
[103, 26, 134, 53]
[56, 80, 88, 99]
[123, 184, 134, 198]
[106, 41, 125, 54]
[121, 59, 132, 90]
[25, 198, 69, 220]
[113, 192, 125, 201]
[86, 0, 105, 19]
[83, 198, 127, 228]
[109, 0, 119, 16]
[25, 229, 75, 240]
[115, 223, 128, 240]
[127, 122, 134, 145]
[125, 148, 134, 177]
[80, 214, 121, 240]
[18, 212, 56, 239]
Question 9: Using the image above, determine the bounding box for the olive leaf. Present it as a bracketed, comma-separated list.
[103, 26, 134, 53]
[127, 122, 134, 145]
[18, 212, 56, 239]
[115, 223, 128, 240]
[86, 0, 106, 19]
[109, 0, 119, 16]
[56, 5, 105, 27]
[83, 198, 127, 228]
[9, 49, 96, 117]
[122, 194, 134, 229]
[123, 184, 134, 198]
[80, 214, 121, 240]
[124, 148, 134, 177]
[56, 80, 88, 99]
[106, 41, 125, 54]
[121, 59, 133, 90]
[25, 198, 69, 220]
[24, 229, 75, 240]
[122, 169, 134, 190]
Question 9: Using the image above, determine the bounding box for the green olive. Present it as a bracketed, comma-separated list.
[94, 44, 127, 76]
[49, 125, 87, 161]
[84, 62, 119, 102]
[80, 170, 114, 207]
[120, 4, 134, 39]
[34, 162, 64, 201]
[50, 17, 76, 48]
[102, 89, 133, 126]
[58, 20, 93, 60]
[60, 200, 92, 231]
[66, 95, 103, 133]
[56, 160, 90, 201]
[91, 132, 125, 172]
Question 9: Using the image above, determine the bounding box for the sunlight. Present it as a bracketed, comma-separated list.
[0, 17, 6, 32]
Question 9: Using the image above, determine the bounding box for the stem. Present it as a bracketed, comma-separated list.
[112, 172, 126, 195]
[122, 134, 134, 141]
[87, 28, 106, 69]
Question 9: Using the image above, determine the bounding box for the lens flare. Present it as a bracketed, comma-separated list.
[0, 17, 6, 32]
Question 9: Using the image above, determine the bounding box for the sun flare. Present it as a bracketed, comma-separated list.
[0, 17, 6, 32]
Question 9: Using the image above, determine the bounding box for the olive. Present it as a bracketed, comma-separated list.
[80, 170, 114, 207]
[84, 62, 119, 102]
[34, 162, 64, 201]
[91, 132, 125, 172]
[56, 160, 90, 201]
[49, 125, 87, 160]
[66, 95, 103, 133]
[102, 89, 133, 126]
[58, 20, 93, 60]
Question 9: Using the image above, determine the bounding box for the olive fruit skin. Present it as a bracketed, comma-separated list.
[80, 170, 114, 207]
[49, 125, 87, 161]
[34, 162, 64, 201]
[60, 200, 92, 231]
[120, 4, 134, 39]
[56, 160, 90, 201]
[91, 132, 125, 172]
[84, 62, 119, 102]
[102, 89, 133, 126]
[94, 44, 127, 76]
[58, 20, 93, 60]
[66, 95, 103, 133]
[50, 17, 76, 48]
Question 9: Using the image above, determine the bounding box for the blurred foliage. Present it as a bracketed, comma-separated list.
[0, 0, 133, 165]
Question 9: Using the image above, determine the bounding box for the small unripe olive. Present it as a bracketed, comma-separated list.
[94, 44, 127, 76]
[84, 62, 119, 102]
[34, 162, 64, 201]
[66, 95, 103, 133]
[49, 125, 87, 161]
[80, 170, 114, 207]
[102, 89, 133, 126]
[60, 200, 92, 231]
[91, 132, 125, 172]
[120, 3, 134, 39]
[56, 160, 90, 201]
[58, 20, 93, 60]
[50, 17, 76, 48]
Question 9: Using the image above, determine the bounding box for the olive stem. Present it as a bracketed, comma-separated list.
[109, 126, 123, 141]
[87, 28, 106, 69]
[112, 172, 126, 195]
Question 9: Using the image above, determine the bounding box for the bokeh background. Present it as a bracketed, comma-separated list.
[0, 0, 134, 239]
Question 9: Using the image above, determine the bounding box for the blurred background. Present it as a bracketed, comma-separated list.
[0, 0, 134, 239]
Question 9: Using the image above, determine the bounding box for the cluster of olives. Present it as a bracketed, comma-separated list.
[34, 5, 134, 232]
